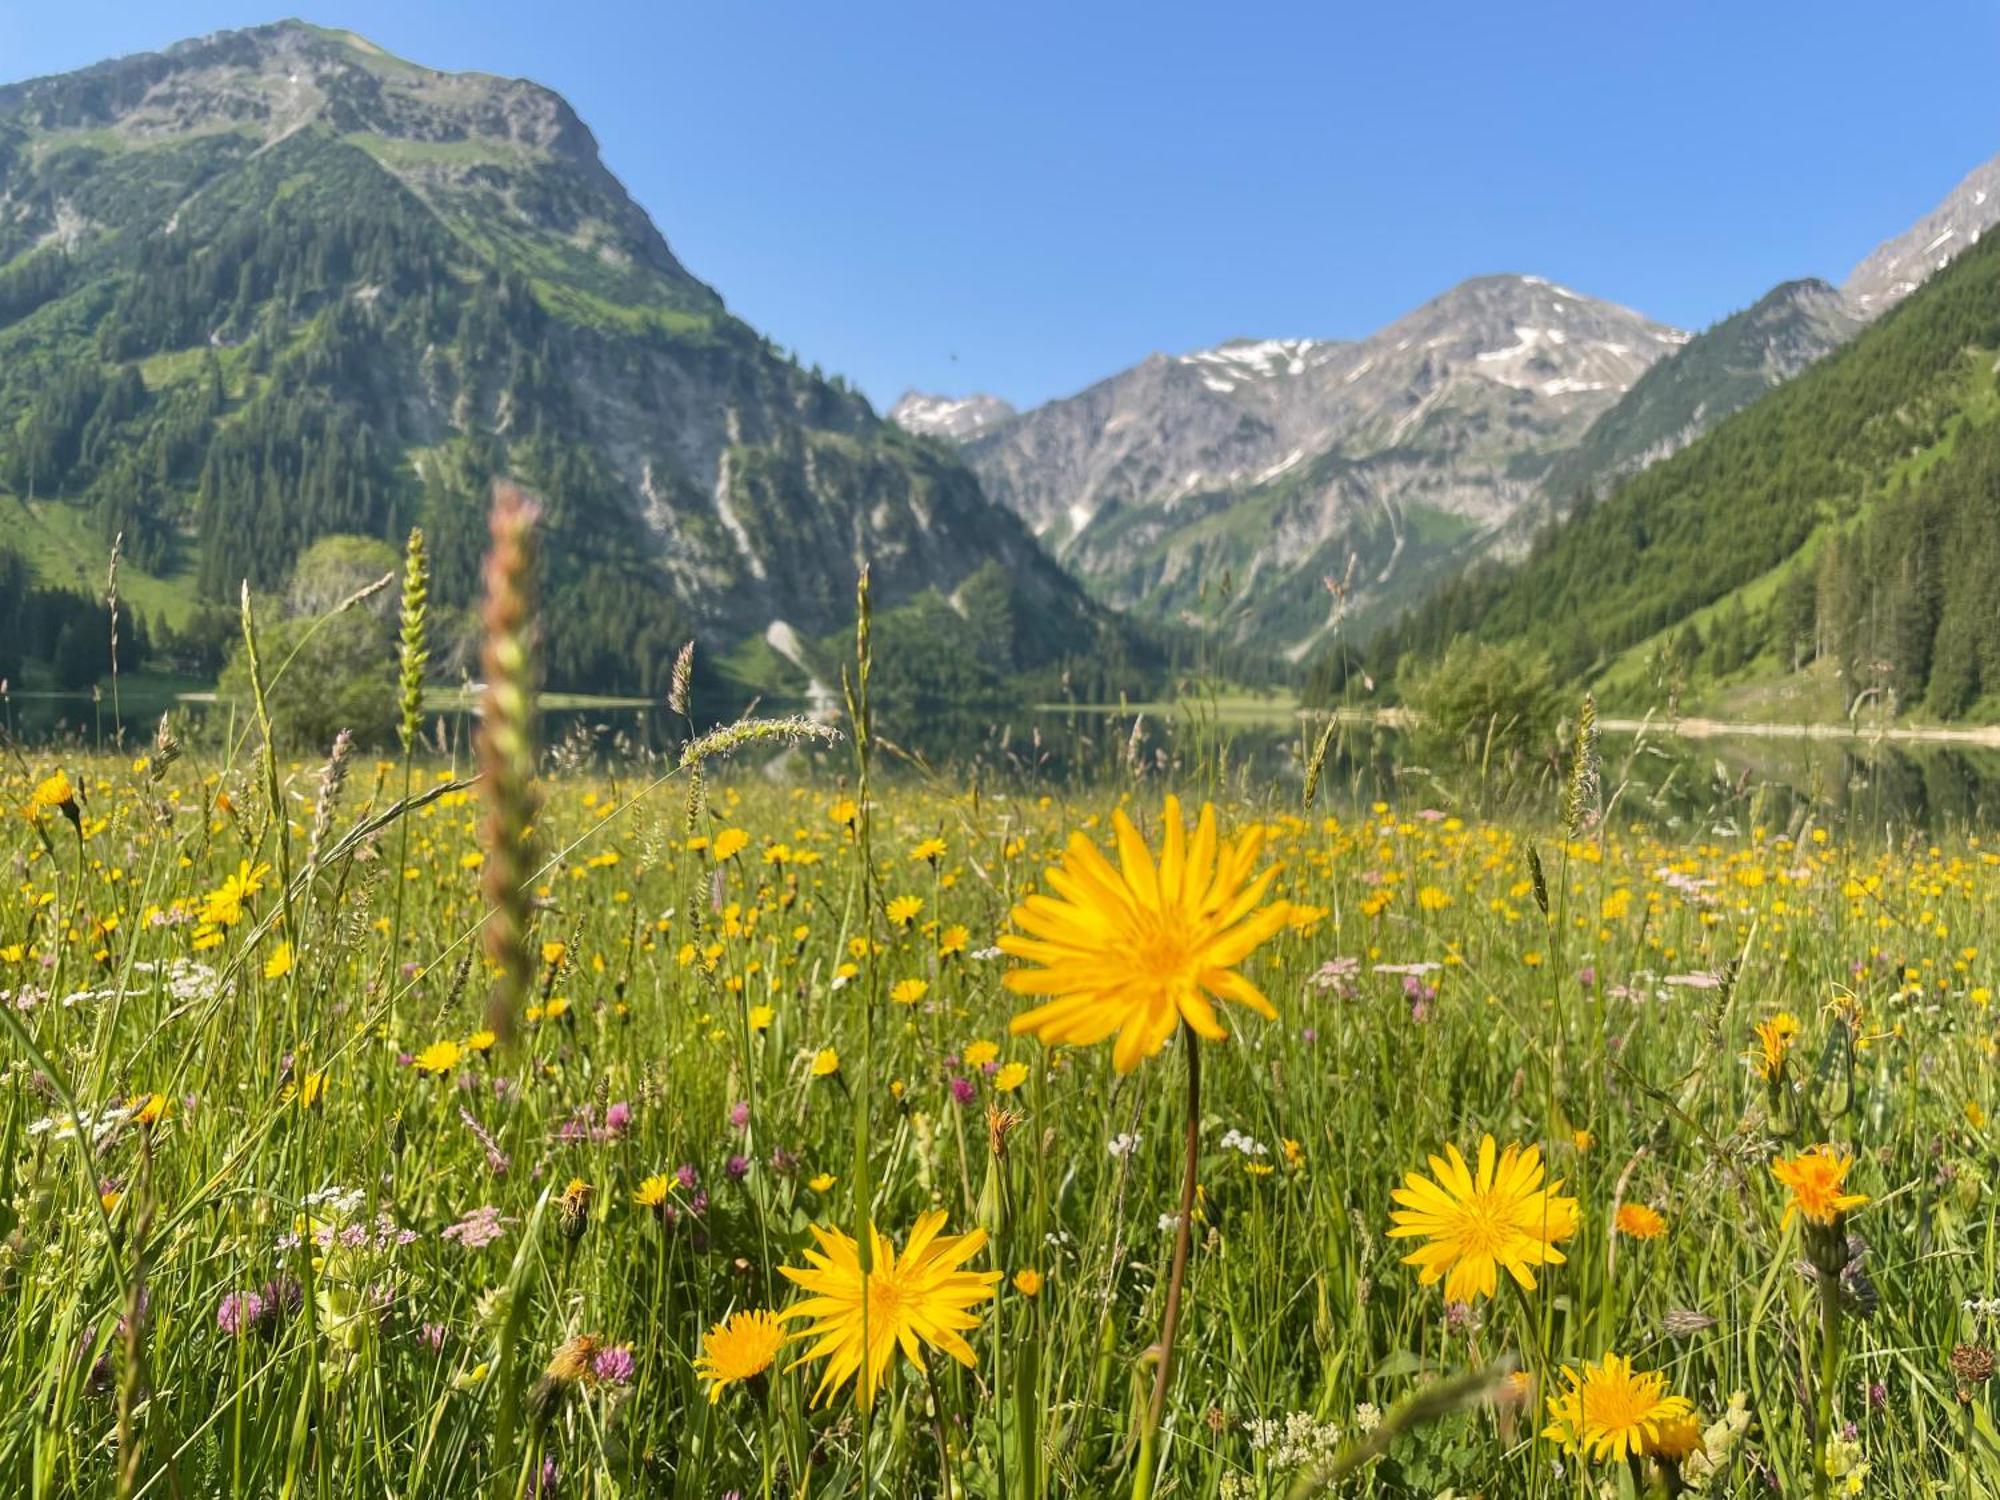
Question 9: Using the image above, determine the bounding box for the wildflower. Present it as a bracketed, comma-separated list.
[263, 941, 294, 980]
[1752, 1012, 1801, 1079]
[910, 837, 947, 863]
[1773, 1146, 1868, 1229]
[634, 1175, 672, 1215]
[216, 1291, 265, 1338]
[1541, 1352, 1695, 1463]
[950, 1076, 977, 1105]
[806, 1172, 836, 1192]
[779, 1209, 1000, 1407]
[693, 1309, 785, 1402]
[712, 828, 750, 862]
[810, 1048, 840, 1078]
[1002, 796, 1291, 1072]
[413, 1039, 464, 1076]
[962, 1039, 999, 1068]
[131, 1093, 168, 1127]
[890, 978, 929, 1006]
[27, 770, 79, 825]
[748, 1004, 775, 1032]
[1013, 1268, 1043, 1297]
[442, 1205, 510, 1250]
[886, 895, 924, 927]
[592, 1344, 637, 1385]
[1387, 1136, 1578, 1302]
[558, 1178, 593, 1242]
[992, 1061, 1029, 1092]
[1614, 1203, 1667, 1239]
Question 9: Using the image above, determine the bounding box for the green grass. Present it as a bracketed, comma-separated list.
[5, 701, 1993, 1495]
[3, 494, 199, 629]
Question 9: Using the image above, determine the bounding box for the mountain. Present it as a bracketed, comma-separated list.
[1537, 278, 1863, 505]
[1845, 153, 2000, 316]
[1363, 209, 2000, 720]
[946, 277, 1684, 657]
[0, 21, 1109, 704]
[888, 391, 1015, 440]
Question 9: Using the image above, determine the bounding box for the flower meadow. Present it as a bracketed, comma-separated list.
[6, 527, 2000, 1498]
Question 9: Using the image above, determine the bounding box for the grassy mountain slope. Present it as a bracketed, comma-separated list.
[1356, 224, 2000, 719]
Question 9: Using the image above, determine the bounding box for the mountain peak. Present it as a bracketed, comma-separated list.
[887, 390, 1016, 439]
[1845, 153, 2000, 316]
[0, 20, 704, 297]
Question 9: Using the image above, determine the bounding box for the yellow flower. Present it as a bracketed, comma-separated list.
[200, 860, 271, 928]
[1542, 1352, 1694, 1463]
[541, 940, 568, 967]
[910, 837, 948, 863]
[693, 1309, 785, 1402]
[27, 770, 78, 822]
[413, 1039, 464, 1076]
[810, 1048, 841, 1078]
[1772, 1146, 1868, 1229]
[1012, 1268, 1043, 1297]
[1751, 1012, 1800, 1080]
[992, 1061, 1030, 1092]
[1387, 1136, 1578, 1302]
[939, 924, 970, 956]
[294, 1071, 328, 1110]
[1613, 1202, 1666, 1240]
[828, 797, 859, 828]
[1649, 1412, 1705, 1463]
[886, 895, 924, 927]
[962, 1039, 999, 1069]
[807, 1172, 836, 1192]
[712, 828, 751, 862]
[131, 1093, 168, 1127]
[465, 1029, 497, 1053]
[779, 1210, 1001, 1407]
[748, 1004, 775, 1032]
[263, 941, 294, 980]
[1001, 797, 1291, 1073]
[1417, 885, 1451, 911]
[891, 978, 930, 1006]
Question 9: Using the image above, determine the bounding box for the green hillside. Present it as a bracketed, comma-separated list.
[1348, 221, 2000, 721]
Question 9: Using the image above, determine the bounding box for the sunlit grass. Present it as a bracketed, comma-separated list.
[3, 742, 1998, 1496]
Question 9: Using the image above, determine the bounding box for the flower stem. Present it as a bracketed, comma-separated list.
[1134, 1023, 1200, 1500]
[1813, 1262, 1841, 1500]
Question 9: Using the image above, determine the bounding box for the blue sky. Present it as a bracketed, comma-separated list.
[6, 2, 2000, 410]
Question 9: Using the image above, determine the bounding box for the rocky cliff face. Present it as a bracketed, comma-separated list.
[1845, 153, 2000, 317]
[887, 391, 1015, 440]
[942, 276, 1684, 654]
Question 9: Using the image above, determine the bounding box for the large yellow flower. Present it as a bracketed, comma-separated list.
[779, 1210, 1000, 1408]
[1001, 797, 1290, 1072]
[692, 1309, 785, 1402]
[1387, 1136, 1579, 1302]
[1542, 1352, 1695, 1463]
[1772, 1145, 1868, 1228]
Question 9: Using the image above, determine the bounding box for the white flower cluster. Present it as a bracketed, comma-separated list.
[1219, 1127, 1268, 1157]
[1964, 1296, 2000, 1324]
[1107, 1132, 1142, 1159]
[1244, 1409, 1343, 1472]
